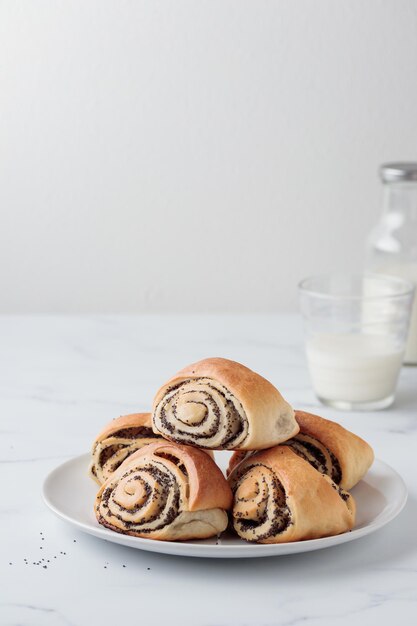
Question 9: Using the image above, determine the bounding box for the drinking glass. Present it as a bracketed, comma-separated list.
[298, 273, 414, 410]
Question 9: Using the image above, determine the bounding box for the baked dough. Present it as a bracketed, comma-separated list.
[286, 411, 374, 489]
[89, 413, 162, 485]
[228, 410, 374, 490]
[152, 357, 298, 450]
[95, 441, 232, 541]
[228, 446, 355, 543]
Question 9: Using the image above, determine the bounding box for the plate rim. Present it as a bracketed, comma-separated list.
[42, 453, 408, 558]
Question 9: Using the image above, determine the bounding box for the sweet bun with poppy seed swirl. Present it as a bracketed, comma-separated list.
[152, 358, 298, 451]
[95, 441, 232, 541]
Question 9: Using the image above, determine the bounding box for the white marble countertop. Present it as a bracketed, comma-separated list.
[2, 315, 417, 626]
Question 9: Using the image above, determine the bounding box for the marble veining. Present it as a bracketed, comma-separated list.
[1, 315, 416, 626]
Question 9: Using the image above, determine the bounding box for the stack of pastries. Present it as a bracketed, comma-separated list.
[90, 357, 374, 544]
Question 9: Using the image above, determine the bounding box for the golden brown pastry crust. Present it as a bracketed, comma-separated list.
[228, 446, 355, 543]
[227, 410, 374, 490]
[94, 413, 153, 442]
[95, 441, 232, 541]
[89, 413, 161, 485]
[152, 357, 298, 450]
[292, 411, 374, 489]
[227, 450, 251, 476]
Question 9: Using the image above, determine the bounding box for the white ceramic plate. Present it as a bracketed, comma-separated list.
[43, 453, 407, 559]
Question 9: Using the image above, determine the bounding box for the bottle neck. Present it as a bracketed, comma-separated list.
[372, 181, 417, 262]
[382, 182, 417, 220]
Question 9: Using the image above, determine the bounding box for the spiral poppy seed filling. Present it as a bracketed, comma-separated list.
[154, 378, 249, 449]
[99, 444, 124, 467]
[287, 440, 326, 471]
[96, 460, 184, 534]
[111, 427, 156, 439]
[330, 454, 342, 485]
[331, 482, 350, 502]
[286, 434, 342, 485]
[154, 452, 189, 478]
[91, 426, 162, 485]
[232, 464, 292, 542]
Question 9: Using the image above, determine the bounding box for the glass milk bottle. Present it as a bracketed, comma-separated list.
[366, 163, 417, 364]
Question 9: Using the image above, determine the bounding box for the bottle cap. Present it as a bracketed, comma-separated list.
[380, 162, 417, 183]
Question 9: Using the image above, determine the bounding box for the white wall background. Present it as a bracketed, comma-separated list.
[1, 0, 417, 313]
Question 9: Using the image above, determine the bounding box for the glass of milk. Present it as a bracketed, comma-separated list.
[299, 273, 414, 410]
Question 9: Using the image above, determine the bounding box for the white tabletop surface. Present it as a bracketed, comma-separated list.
[2, 315, 417, 626]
